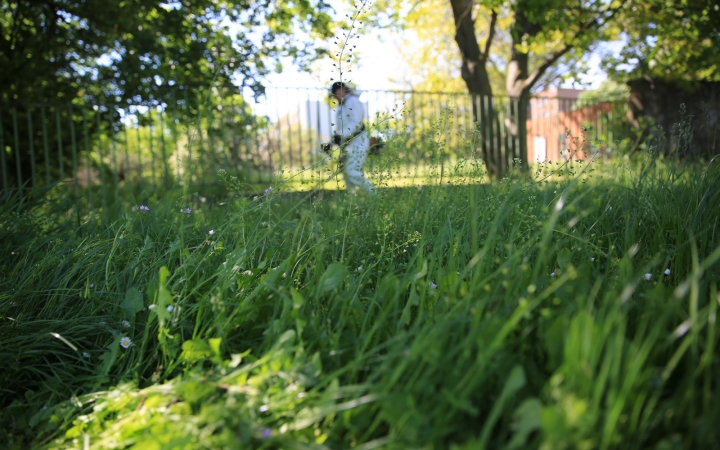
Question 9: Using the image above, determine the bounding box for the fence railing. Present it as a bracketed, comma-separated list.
[1, 87, 631, 201]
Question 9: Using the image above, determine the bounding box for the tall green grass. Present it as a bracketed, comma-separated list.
[1, 152, 719, 449]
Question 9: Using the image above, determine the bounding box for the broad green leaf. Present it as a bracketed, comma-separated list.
[378, 273, 400, 304]
[412, 260, 428, 282]
[180, 339, 213, 362]
[292, 288, 306, 309]
[209, 338, 222, 360]
[98, 336, 121, 377]
[440, 271, 459, 291]
[557, 248, 572, 270]
[507, 398, 543, 449]
[122, 287, 144, 320]
[316, 263, 348, 296]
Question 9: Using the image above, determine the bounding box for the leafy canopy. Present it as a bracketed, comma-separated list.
[605, 0, 720, 85]
[0, 0, 335, 105]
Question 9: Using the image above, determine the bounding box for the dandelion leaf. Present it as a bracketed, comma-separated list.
[180, 339, 213, 362]
[507, 398, 543, 449]
[378, 273, 400, 304]
[316, 263, 348, 297]
[98, 336, 121, 377]
[122, 287, 144, 320]
[557, 248, 572, 270]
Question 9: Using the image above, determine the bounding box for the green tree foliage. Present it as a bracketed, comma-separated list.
[575, 80, 629, 108]
[0, 0, 334, 188]
[604, 0, 720, 85]
[368, 0, 624, 178]
[1, 0, 334, 104]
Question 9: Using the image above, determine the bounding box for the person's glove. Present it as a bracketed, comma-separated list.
[332, 134, 342, 145]
[320, 143, 332, 154]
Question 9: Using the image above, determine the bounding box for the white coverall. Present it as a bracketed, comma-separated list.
[333, 93, 374, 192]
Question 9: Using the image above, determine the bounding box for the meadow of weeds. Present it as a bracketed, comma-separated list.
[1, 152, 720, 449]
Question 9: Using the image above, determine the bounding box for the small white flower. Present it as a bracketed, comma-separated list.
[90, 283, 95, 288]
[430, 282, 437, 289]
[550, 272, 556, 277]
[119, 337, 132, 349]
[242, 270, 252, 275]
[357, 266, 363, 272]
[590, 257, 595, 262]
[644, 273, 652, 281]
[82, 352, 90, 358]
[121, 319, 131, 328]
[261, 221, 268, 227]
[208, 229, 214, 235]
[166, 305, 174, 312]
[664, 268, 671, 275]
[259, 404, 269, 413]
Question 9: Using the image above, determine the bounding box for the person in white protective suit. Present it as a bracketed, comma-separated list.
[329, 81, 374, 193]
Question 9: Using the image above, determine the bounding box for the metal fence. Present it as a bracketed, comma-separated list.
[0, 87, 631, 200]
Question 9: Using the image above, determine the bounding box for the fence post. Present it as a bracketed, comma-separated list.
[56, 108, 64, 181]
[93, 107, 106, 209]
[0, 109, 8, 190]
[69, 106, 79, 202]
[26, 108, 37, 187]
[158, 105, 170, 188]
[12, 107, 22, 188]
[41, 107, 50, 185]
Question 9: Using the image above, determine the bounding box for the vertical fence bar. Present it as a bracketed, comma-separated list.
[514, 97, 522, 166]
[56, 108, 64, 181]
[481, 95, 491, 178]
[296, 88, 304, 174]
[305, 89, 313, 173]
[496, 97, 506, 177]
[135, 112, 144, 188]
[206, 98, 217, 185]
[220, 91, 233, 176]
[149, 113, 157, 189]
[93, 108, 106, 209]
[183, 89, 193, 186]
[109, 109, 120, 203]
[315, 90, 323, 185]
[242, 94, 252, 182]
[286, 87, 295, 173]
[26, 108, 37, 187]
[253, 96, 263, 185]
[196, 90, 207, 186]
[274, 88, 282, 180]
[0, 110, 8, 190]
[69, 106, 79, 201]
[158, 105, 170, 187]
[41, 107, 50, 185]
[122, 108, 132, 187]
[171, 92, 180, 183]
[82, 108, 93, 207]
[556, 97, 561, 161]
[221, 93, 238, 175]
[12, 107, 23, 187]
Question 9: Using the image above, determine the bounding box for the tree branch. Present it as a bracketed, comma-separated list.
[522, 4, 624, 91]
[481, 10, 497, 64]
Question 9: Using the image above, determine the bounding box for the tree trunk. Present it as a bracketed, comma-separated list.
[449, 0, 500, 178]
[505, 11, 537, 173]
